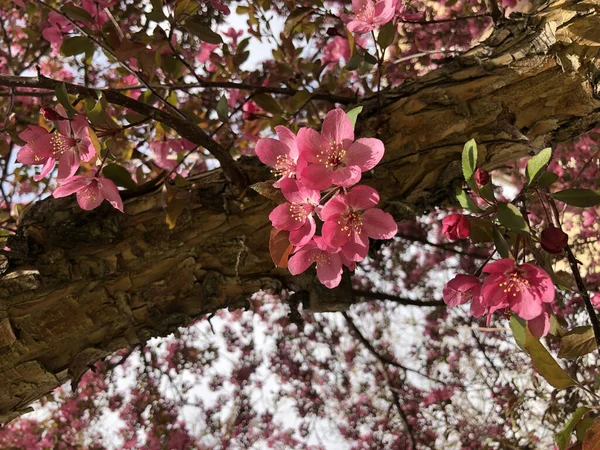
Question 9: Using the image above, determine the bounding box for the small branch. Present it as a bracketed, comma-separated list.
[353, 289, 444, 307]
[398, 13, 492, 25]
[396, 231, 488, 259]
[0, 74, 246, 186]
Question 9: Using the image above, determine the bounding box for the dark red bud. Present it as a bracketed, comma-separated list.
[442, 214, 471, 241]
[474, 168, 490, 187]
[541, 226, 568, 254]
[40, 106, 65, 121]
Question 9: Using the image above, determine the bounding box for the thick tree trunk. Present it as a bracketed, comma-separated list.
[1, 1, 599, 423]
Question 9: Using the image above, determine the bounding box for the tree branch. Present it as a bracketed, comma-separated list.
[352, 289, 444, 307]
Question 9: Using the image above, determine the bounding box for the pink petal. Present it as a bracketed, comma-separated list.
[321, 195, 348, 221]
[297, 128, 326, 163]
[345, 138, 384, 171]
[362, 208, 397, 239]
[481, 274, 509, 306]
[470, 294, 486, 317]
[255, 138, 290, 167]
[321, 109, 354, 146]
[34, 157, 56, 181]
[289, 216, 316, 247]
[521, 264, 555, 303]
[341, 231, 369, 262]
[17, 145, 49, 165]
[511, 290, 542, 321]
[56, 116, 71, 136]
[280, 178, 319, 205]
[57, 149, 80, 180]
[53, 176, 92, 198]
[76, 181, 104, 210]
[315, 251, 343, 289]
[98, 178, 124, 212]
[330, 165, 362, 187]
[528, 304, 552, 338]
[269, 203, 305, 231]
[483, 258, 515, 274]
[288, 247, 317, 275]
[299, 163, 333, 190]
[71, 115, 90, 138]
[19, 125, 49, 142]
[346, 185, 380, 210]
[347, 20, 374, 34]
[275, 126, 298, 160]
[322, 219, 350, 249]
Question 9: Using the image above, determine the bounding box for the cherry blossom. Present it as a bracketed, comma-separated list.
[480, 259, 554, 321]
[53, 176, 123, 212]
[42, 11, 74, 49]
[16, 125, 54, 181]
[288, 237, 344, 288]
[149, 138, 195, 171]
[321, 185, 397, 261]
[297, 109, 384, 190]
[255, 126, 306, 187]
[269, 179, 320, 246]
[346, 0, 396, 34]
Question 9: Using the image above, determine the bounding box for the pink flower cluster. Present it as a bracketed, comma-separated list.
[443, 259, 555, 337]
[17, 106, 123, 212]
[256, 109, 397, 288]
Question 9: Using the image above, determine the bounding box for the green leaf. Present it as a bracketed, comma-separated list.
[497, 203, 530, 234]
[61, 4, 92, 22]
[252, 93, 283, 115]
[469, 217, 494, 243]
[556, 407, 589, 450]
[289, 90, 312, 111]
[576, 418, 595, 441]
[55, 83, 79, 117]
[346, 106, 363, 130]
[102, 164, 137, 189]
[377, 21, 395, 49]
[363, 52, 378, 65]
[250, 181, 285, 203]
[462, 139, 477, 185]
[185, 19, 223, 44]
[553, 189, 600, 207]
[284, 7, 315, 36]
[61, 36, 94, 57]
[537, 171, 559, 188]
[558, 326, 598, 359]
[216, 96, 228, 122]
[86, 93, 120, 130]
[510, 316, 576, 389]
[492, 226, 512, 258]
[455, 187, 485, 213]
[526, 147, 552, 184]
[345, 54, 362, 71]
[148, 0, 167, 22]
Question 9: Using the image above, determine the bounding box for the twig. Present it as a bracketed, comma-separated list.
[352, 289, 444, 307]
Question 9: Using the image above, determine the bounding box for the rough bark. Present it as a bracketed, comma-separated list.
[2, 0, 600, 423]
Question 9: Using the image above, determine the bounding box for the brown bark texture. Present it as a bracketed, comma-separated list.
[1, 0, 600, 423]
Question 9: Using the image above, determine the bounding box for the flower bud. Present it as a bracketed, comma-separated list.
[40, 106, 65, 121]
[541, 226, 568, 254]
[474, 168, 490, 186]
[442, 214, 471, 241]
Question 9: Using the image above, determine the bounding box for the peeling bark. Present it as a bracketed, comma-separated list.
[2, 1, 600, 423]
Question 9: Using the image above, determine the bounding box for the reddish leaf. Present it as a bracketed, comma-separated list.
[269, 228, 293, 268]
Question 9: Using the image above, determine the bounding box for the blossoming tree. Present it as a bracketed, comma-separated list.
[1, 0, 600, 448]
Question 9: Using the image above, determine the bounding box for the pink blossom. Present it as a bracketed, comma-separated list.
[16, 126, 54, 181]
[443, 274, 481, 307]
[149, 138, 194, 170]
[346, 0, 396, 34]
[442, 214, 470, 241]
[224, 28, 243, 50]
[540, 226, 568, 254]
[53, 176, 123, 212]
[288, 237, 344, 288]
[255, 126, 307, 187]
[321, 185, 397, 261]
[322, 37, 350, 66]
[243, 101, 262, 120]
[528, 303, 552, 338]
[196, 42, 220, 63]
[297, 109, 384, 190]
[269, 179, 320, 247]
[42, 12, 74, 48]
[82, 0, 115, 27]
[480, 259, 554, 321]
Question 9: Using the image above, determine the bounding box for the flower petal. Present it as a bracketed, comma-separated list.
[52, 176, 92, 198]
[321, 195, 348, 221]
[483, 258, 515, 274]
[98, 177, 124, 212]
[288, 247, 316, 275]
[330, 165, 361, 187]
[345, 138, 384, 171]
[298, 163, 333, 190]
[315, 251, 343, 289]
[322, 218, 350, 249]
[361, 208, 397, 239]
[290, 216, 316, 247]
[255, 138, 289, 168]
[76, 181, 104, 210]
[321, 109, 354, 146]
[346, 185, 379, 210]
[297, 128, 326, 163]
[275, 126, 298, 160]
[341, 231, 369, 262]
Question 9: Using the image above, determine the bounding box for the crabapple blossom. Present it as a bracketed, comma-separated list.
[255, 126, 306, 187]
[474, 168, 490, 186]
[53, 176, 123, 212]
[16, 126, 54, 181]
[346, 0, 396, 34]
[442, 274, 481, 307]
[480, 258, 554, 321]
[321, 185, 397, 262]
[288, 237, 345, 288]
[442, 214, 471, 241]
[541, 226, 568, 254]
[297, 109, 384, 190]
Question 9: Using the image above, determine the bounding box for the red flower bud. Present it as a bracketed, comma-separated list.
[474, 168, 490, 186]
[40, 106, 65, 121]
[541, 226, 568, 254]
[442, 214, 471, 241]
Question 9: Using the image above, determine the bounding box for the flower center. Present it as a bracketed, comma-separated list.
[339, 210, 363, 237]
[272, 154, 296, 179]
[356, 2, 375, 21]
[498, 272, 531, 297]
[50, 134, 78, 156]
[79, 182, 99, 203]
[314, 251, 331, 268]
[289, 202, 311, 222]
[317, 141, 346, 169]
